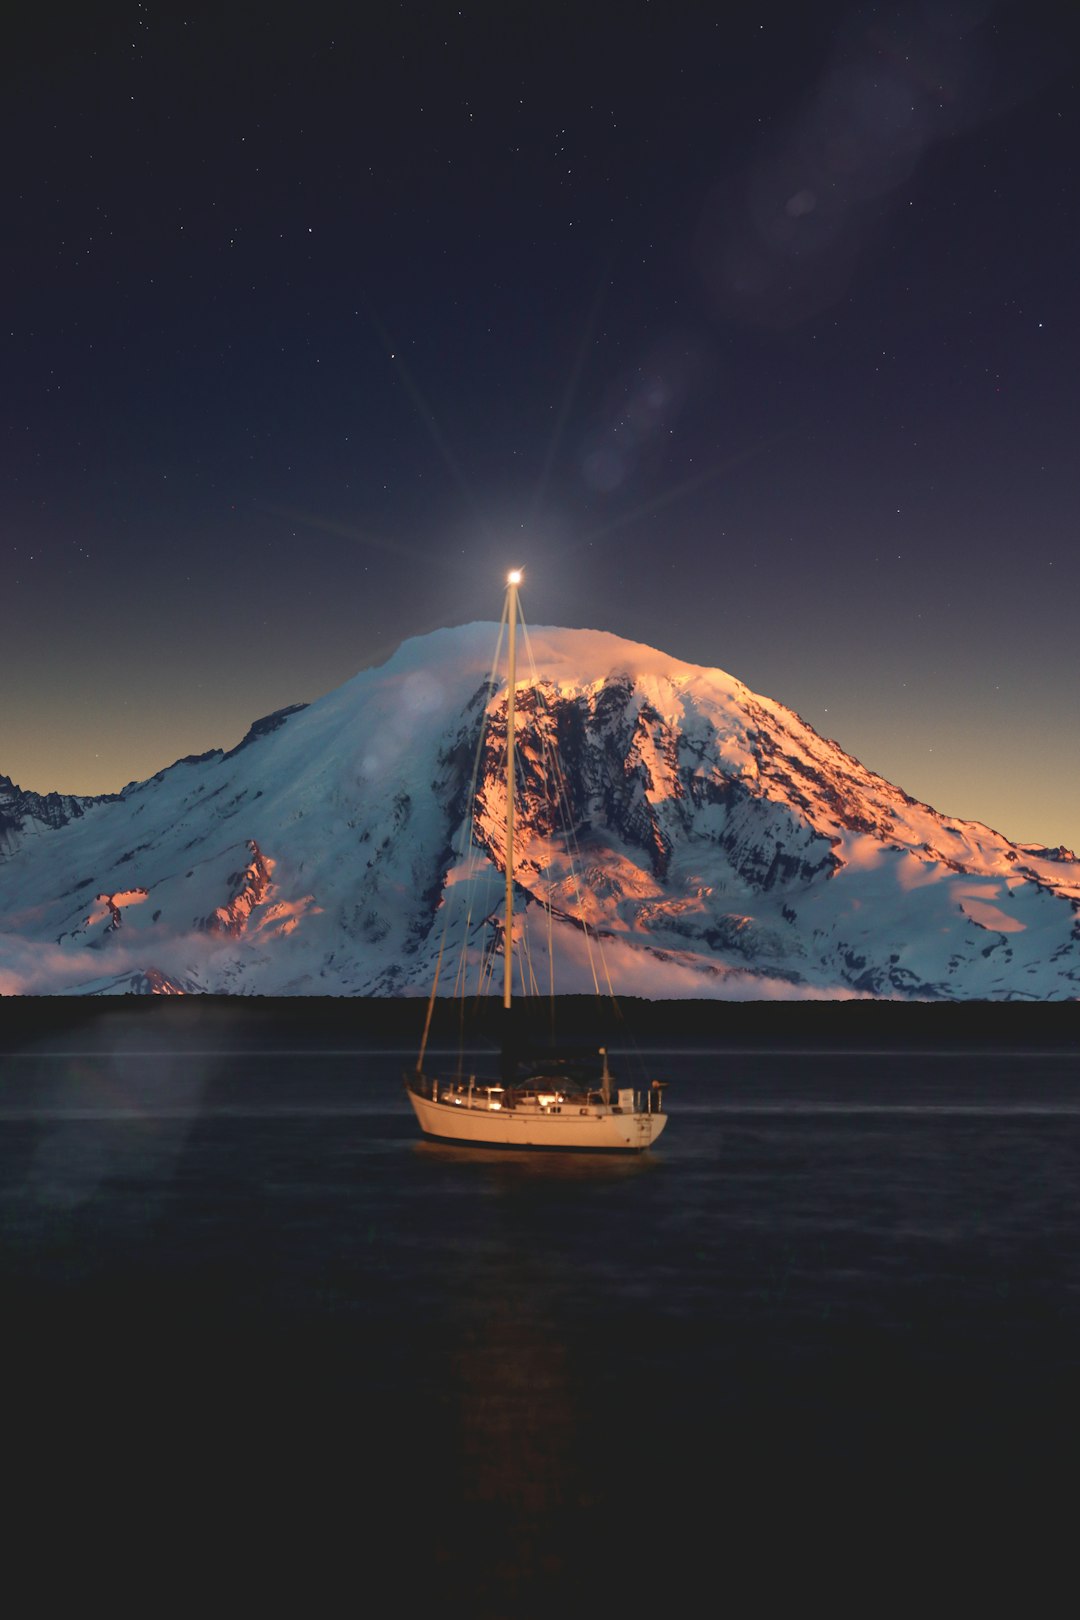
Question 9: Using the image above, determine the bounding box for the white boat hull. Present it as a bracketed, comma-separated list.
[406, 1080, 667, 1153]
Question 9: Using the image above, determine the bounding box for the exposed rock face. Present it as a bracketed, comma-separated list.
[0, 624, 1077, 998]
[201, 841, 273, 935]
[462, 666, 1079, 1000]
[0, 774, 120, 854]
[223, 705, 309, 760]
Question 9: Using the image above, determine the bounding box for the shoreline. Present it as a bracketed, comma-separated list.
[1, 994, 1076, 1053]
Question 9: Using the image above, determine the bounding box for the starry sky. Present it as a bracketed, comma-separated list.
[4, 0, 1077, 850]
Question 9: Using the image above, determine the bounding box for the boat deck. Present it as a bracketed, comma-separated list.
[406, 1072, 668, 1152]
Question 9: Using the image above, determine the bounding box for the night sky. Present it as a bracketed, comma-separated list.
[4, 1, 1077, 850]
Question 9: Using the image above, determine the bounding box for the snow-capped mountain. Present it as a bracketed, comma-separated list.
[2, 624, 1077, 999]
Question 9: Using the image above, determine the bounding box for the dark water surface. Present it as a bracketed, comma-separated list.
[3, 1009, 1078, 1611]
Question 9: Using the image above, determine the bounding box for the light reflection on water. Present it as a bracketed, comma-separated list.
[413, 1138, 655, 1178]
[2, 1028, 1079, 1610]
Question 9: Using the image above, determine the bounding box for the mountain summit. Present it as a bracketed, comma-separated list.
[2, 623, 1077, 998]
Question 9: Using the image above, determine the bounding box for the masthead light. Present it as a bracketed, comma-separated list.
[507, 569, 523, 586]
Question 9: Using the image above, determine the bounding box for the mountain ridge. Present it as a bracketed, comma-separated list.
[2, 622, 1077, 999]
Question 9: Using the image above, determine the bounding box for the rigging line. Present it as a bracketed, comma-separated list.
[453, 861, 494, 1002]
[518, 901, 542, 1002]
[431, 603, 506, 1072]
[521, 623, 618, 1008]
[416, 930, 448, 1075]
[533, 674, 617, 1005]
[500, 582, 531, 1005]
[557, 792, 603, 998]
[481, 932, 496, 999]
[518, 898, 530, 992]
[451, 868, 485, 1003]
[451, 604, 509, 1006]
[479, 915, 501, 1002]
[517, 917, 530, 999]
[513, 627, 561, 1014]
[517, 626, 595, 910]
[518, 621, 593, 993]
[471, 905, 502, 1009]
[548, 862, 555, 1026]
[470, 941, 486, 1009]
[516, 889, 542, 1001]
[546, 706, 617, 1006]
[519, 620, 604, 999]
[423, 737, 483, 1067]
[455, 890, 494, 1058]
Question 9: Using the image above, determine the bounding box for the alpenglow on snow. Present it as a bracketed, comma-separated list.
[1, 624, 1077, 998]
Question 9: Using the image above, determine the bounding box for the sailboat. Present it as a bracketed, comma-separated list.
[405, 570, 669, 1153]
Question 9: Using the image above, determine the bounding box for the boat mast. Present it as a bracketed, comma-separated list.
[504, 569, 521, 1010]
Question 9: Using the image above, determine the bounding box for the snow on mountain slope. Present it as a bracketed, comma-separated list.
[1, 623, 1077, 999]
